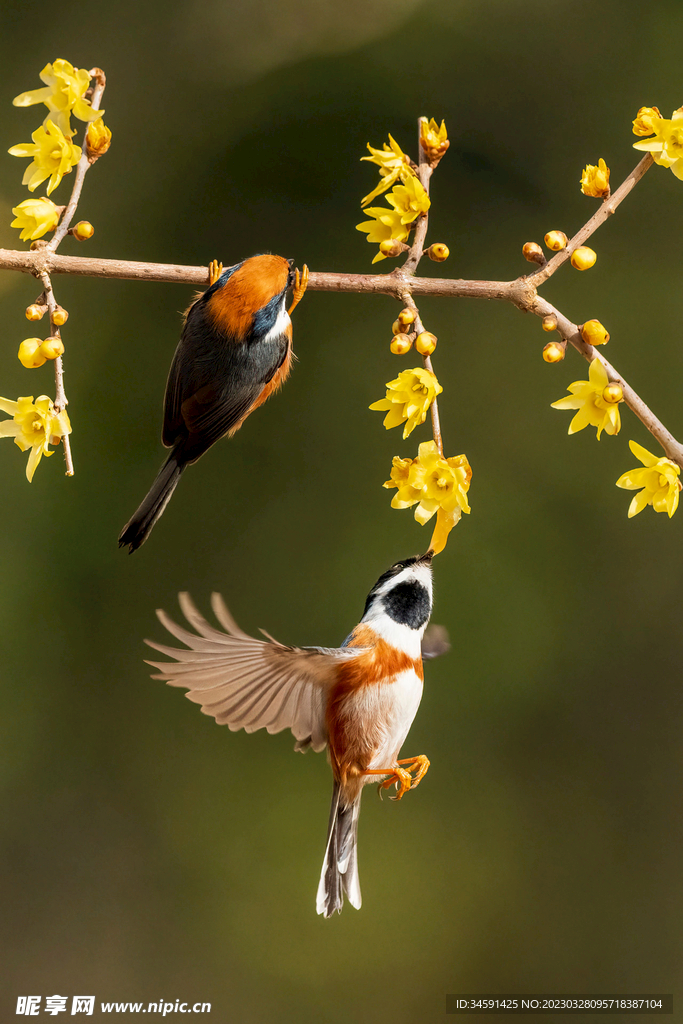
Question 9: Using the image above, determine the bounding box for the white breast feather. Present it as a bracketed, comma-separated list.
[262, 303, 290, 344]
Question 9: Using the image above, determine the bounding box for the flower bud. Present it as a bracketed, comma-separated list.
[580, 159, 610, 198]
[541, 315, 558, 332]
[18, 338, 47, 368]
[632, 106, 661, 136]
[71, 220, 94, 241]
[379, 239, 404, 257]
[427, 243, 449, 262]
[581, 319, 610, 346]
[570, 246, 597, 270]
[398, 307, 415, 326]
[415, 331, 437, 355]
[419, 118, 449, 163]
[85, 118, 112, 159]
[544, 230, 568, 251]
[602, 383, 623, 404]
[391, 319, 403, 335]
[390, 334, 413, 355]
[542, 341, 565, 363]
[25, 303, 46, 321]
[522, 242, 545, 265]
[52, 306, 69, 327]
[39, 337, 65, 360]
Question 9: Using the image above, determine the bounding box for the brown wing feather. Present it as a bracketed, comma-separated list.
[145, 593, 361, 752]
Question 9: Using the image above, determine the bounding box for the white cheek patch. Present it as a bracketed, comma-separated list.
[362, 607, 424, 658]
[262, 304, 290, 344]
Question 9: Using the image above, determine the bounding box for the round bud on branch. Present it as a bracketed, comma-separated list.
[570, 246, 597, 270]
[544, 230, 568, 251]
[71, 221, 95, 241]
[543, 341, 565, 363]
[580, 319, 609, 346]
[415, 331, 437, 355]
[427, 243, 450, 262]
[522, 242, 546, 265]
[390, 334, 413, 355]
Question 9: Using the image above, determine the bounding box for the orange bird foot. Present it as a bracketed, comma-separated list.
[208, 259, 223, 286]
[364, 754, 430, 801]
[288, 264, 309, 314]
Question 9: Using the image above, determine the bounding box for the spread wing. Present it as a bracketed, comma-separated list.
[145, 593, 361, 753]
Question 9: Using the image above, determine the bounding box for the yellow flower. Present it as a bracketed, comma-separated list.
[386, 175, 431, 225]
[0, 395, 71, 481]
[9, 120, 81, 194]
[369, 367, 442, 439]
[384, 454, 423, 507]
[357, 175, 430, 263]
[633, 108, 683, 179]
[551, 358, 622, 439]
[356, 206, 411, 262]
[580, 158, 610, 197]
[419, 118, 449, 162]
[10, 197, 61, 241]
[12, 59, 102, 138]
[616, 440, 681, 518]
[632, 106, 662, 136]
[360, 134, 415, 206]
[383, 440, 472, 554]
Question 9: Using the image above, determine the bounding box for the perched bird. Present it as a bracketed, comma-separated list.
[119, 255, 309, 552]
[145, 551, 449, 917]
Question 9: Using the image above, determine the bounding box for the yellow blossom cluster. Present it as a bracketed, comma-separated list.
[632, 106, 683, 180]
[8, 59, 111, 236]
[0, 395, 71, 481]
[356, 128, 443, 263]
[384, 441, 472, 552]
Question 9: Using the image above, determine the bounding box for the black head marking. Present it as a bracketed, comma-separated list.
[382, 579, 432, 629]
[362, 552, 433, 622]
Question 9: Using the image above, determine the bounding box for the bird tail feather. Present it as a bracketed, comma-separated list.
[118, 452, 184, 553]
[316, 781, 362, 918]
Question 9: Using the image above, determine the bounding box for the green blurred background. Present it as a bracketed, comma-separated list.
[0, 0, 681, 1020]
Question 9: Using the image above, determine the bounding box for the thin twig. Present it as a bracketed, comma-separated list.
[401, 118, 443, 451]
[402, 120, 434, 277]
[531, 293, 683, 466]
[38, 271, 73, 476]
[34, 69, 106, 477]
[48, 69, 106, 251]
[530, 153, 654, 284]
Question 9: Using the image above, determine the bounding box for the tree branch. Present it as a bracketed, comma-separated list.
[1, 153, 679, 469]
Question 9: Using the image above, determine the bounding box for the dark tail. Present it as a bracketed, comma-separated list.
[118, 452, 184, 553]
[316, 781, 362, 917]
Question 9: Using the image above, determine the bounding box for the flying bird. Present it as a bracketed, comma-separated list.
[119, 255, 309, 552]
[145, 551, 449, 917]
